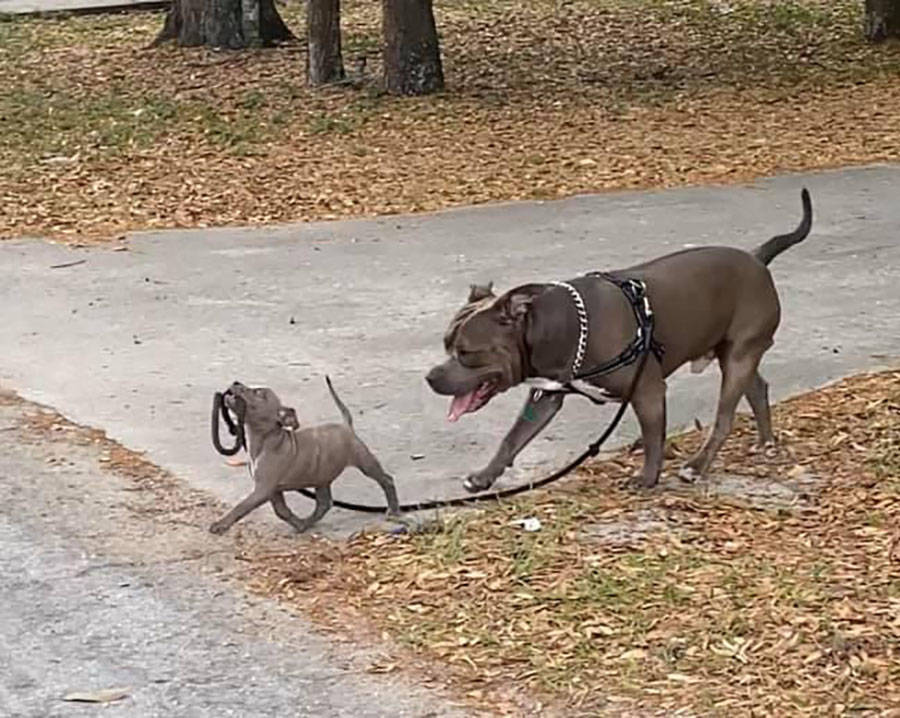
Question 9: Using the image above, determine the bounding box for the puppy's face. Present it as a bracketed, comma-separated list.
[225, 381, 286, 434]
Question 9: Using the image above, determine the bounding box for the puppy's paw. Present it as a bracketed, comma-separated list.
[677, 465, 703, 484]
[209, 520, 229, 535]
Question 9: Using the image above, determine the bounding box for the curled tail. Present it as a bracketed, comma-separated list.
[325, 375, 353, 428]
[752, 188, 813, 266]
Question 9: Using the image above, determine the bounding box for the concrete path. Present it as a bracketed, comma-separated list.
[2, 165, 899, 537]
[0, 0, 164, 16]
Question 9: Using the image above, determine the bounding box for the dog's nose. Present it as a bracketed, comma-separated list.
[425, 367, 444, 392]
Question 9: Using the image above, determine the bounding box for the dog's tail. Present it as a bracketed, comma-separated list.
[752, 188, 813, 266]
[325, 375, 354, 428]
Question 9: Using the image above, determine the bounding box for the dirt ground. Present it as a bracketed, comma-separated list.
[248, 370, 900, 716]
[2, 0, 900, 241]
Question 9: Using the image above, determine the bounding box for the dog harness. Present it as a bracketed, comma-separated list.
[535, 273, 664, 403]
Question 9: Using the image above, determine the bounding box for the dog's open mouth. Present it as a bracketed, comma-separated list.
[447, 381, 497, 422]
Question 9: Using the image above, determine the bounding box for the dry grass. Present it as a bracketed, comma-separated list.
[6, 363, 899, 714]
[247, 370, 900, 716]
[1, 0, 900, 242]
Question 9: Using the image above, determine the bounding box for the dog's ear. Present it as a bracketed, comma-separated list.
[467, 282, 495, 303]
[497, 284, 547, 325]
[277, 406, 299, 430]
[444, 283, 496, 351]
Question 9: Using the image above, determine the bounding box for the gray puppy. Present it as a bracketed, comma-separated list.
[210, 379, 399, 534]
[426, 190, 812, 491]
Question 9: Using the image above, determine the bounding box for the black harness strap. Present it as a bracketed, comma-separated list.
[572, 272, 664, 382]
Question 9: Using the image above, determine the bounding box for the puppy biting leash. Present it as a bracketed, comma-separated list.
[211, 391, 245, 456]
[210, 277, 657, 514]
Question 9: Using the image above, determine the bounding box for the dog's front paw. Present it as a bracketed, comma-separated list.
[463, 467, 500, 493]
[209, 520, 229, 535]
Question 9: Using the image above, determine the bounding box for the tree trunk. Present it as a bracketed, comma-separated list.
[865, 0, 900, 41]
[307, 0, 345, 85]
[382, 0, 444, 96]
[153, 0, 294, 48]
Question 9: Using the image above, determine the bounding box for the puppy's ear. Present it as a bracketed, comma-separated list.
[467, 281, 495, 303]
[497, 284, 547, 325]
[277, 407, 299, 430]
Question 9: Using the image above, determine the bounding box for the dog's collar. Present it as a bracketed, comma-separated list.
[548, 280, 589, 378]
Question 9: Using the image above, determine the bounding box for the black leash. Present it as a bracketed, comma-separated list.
[299, 346, 650, 514]
[210, 356, 646, 514]
[212, 391, 245, 456]
[210, 275, 657, 514]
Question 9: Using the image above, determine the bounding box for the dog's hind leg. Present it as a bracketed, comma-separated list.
[628, 368, 667, 489]
[680, 342, 765, 481]
[271, 490, 312, 532]
[287, 485, 333, 533]
[743, 372, 775, 448]
[352, 442, 400, 514]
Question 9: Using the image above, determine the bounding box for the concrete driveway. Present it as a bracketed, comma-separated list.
[2, 164, 898, 536]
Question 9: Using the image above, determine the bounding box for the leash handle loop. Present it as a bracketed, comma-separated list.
[211, 391, 245, 457]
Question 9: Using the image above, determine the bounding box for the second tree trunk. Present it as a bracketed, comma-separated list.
[382, 0, 444, 95]
[308, 0, 345, 85]
[864, 0, 900, 41]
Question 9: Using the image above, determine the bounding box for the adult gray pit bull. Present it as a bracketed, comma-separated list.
[426, 189, 812, 491]
[209, 378, 399, 535]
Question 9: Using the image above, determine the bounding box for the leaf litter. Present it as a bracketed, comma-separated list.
[245, 370, 900, 716]
[1, 0, 900, 242]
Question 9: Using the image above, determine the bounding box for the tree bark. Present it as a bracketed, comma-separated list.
[864, 0, 900, 41]
[382, 0, 444, 96]
[307, 0, 345, 85]
[153, 0, 294, 48]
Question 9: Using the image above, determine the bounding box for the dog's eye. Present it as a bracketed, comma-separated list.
[458, 349, 478, 366]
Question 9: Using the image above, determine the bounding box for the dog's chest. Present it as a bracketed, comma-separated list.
[525, 377, 620, 403]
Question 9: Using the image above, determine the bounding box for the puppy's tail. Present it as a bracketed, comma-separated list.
[752, 188, 813, 266]
[325, 375, 354, 428]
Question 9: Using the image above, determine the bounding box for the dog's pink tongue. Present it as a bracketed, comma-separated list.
[448, 390, 477, 423]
